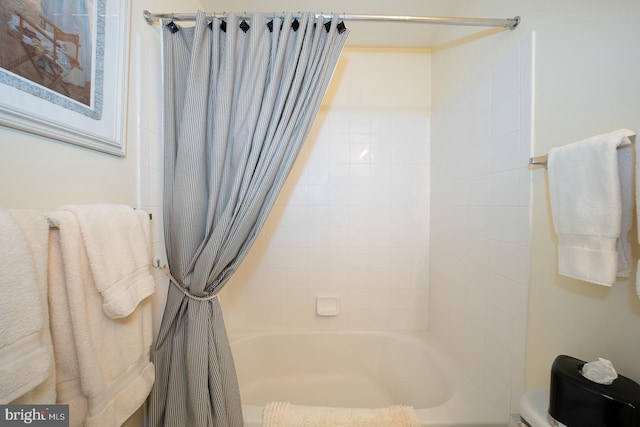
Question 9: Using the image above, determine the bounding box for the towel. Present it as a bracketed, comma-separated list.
[262, 402, 420, 427]
[0, 208, 52, 403]
[548, 128, 635, 286]
[8, 210, 56, 405]
[62, 204, 155, 319]
[47, 211, 155, 426]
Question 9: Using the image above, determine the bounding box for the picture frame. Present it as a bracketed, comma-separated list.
[0, 0, 131, 157]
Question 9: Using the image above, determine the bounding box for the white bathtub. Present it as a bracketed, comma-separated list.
[229, 331, 506, 427]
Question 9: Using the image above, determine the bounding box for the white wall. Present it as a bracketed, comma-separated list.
[0, 0, 200, 425]
[518, 0, 640, 388]
[432, 0, 640, 419]
[218, 48, 432, 332]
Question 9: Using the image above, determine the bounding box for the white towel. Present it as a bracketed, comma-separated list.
[548, 128, 635, 286]
[9, 210, 56, 405]
[47, 211, 155, 427]
[0, 208, 52, 404]
[262, 402, 420, 427]
[62, 204, 155, 319]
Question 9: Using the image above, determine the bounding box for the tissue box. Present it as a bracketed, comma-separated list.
[549, 355, 640, 427]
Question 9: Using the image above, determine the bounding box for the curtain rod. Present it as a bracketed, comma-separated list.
[143, 10, 520, 30]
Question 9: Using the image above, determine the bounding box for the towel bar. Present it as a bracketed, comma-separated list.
[529, 134, 636, 169]
[529, 154, 548, 167]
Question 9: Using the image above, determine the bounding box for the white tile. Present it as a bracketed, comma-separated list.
[350, 142, 371, 164]
[467, 206, 493, 239]
[466, 141, 492, 178]
[465, 236, 491, 269]
[516, 206, 533, 247]
[491, 48, 520, 107]
[329, 142, 350, 164]
[486, 273, 528, 322]
[266, 310, 289, 329]
[149, 168, 163, 207]
[306, 161, 329, 185]
[350, 164, 373, 186]
[518, 167, 533, 208]
[138, 167, 150, 208]
[468, 72, 491, 118]
[371, 141, 393, 165]
[485, 304, 514, 351]
[484, 334, 514, 385]
[510, 319, 528, 361]
[491, 96, 520, 139]
[391, 163, 413, 186]
[287, 308, 311, 329]
[329, 186, 350, 207]
[329, 164, 350, 185]
[464, 321, 486, 361]
[519, 33, 534, 89]
[490, 207, 520, 243]
[489, 241, 530, 285]
[492, 131, 520, 173]
[465, 291, 488, 330]
[519, 86, 533, 131]
[483, 365, 512, 417]
[490, 169, 521, 207]
[466, 174, 491, 206]
[465, 263, 490, 299]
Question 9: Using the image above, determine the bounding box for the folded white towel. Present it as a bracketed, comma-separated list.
[8, 210, 56, 405]
[47, 211, 155, 426]
[262, 402, 420, 427]
[62, 204, 155, 319]
[0, 208, 52, 404]
[548, 128, 635, 286]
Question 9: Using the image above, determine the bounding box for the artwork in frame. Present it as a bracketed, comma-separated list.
[0, 0, 130, 156]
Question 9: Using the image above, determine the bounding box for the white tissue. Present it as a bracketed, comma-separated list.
[581, 358, 618, 385]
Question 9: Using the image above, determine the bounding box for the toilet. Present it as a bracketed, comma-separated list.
[520, 388, 565, 427]
[520, 356, 640, 427]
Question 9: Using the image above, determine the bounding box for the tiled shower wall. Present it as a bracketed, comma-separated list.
[220, 109, 430, 330]
[219, 48, 432, 331]
[429, 33, 534, 418]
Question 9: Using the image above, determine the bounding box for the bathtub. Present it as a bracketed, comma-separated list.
[229, 331, 506, 427]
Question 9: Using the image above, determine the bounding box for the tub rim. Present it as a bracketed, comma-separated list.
[228, 330, 506, 426]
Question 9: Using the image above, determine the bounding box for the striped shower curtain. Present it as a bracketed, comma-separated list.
[149, 11, 348, 426]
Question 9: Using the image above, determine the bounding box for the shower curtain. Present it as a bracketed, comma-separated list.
[149, 11, 348, 426]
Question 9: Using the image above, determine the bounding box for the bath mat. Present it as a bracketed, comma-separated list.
[262, 401, 420, 427]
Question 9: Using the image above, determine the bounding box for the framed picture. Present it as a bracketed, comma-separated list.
[0, 0, 130, 156]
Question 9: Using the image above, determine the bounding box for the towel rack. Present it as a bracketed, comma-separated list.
[529, 134, 636, 168]
[529, 154, 548, 167]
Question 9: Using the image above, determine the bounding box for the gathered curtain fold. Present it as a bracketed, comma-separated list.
[149, 11, 348, 426]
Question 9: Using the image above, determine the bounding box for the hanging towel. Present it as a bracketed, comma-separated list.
[262, 402, 420, 427]
[62, 204, 155, 319]
[46, 211, 155, 427]
[548, 128, 635, 286]
[8, 210, 56, 405]
[0, 208, 52, 404]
